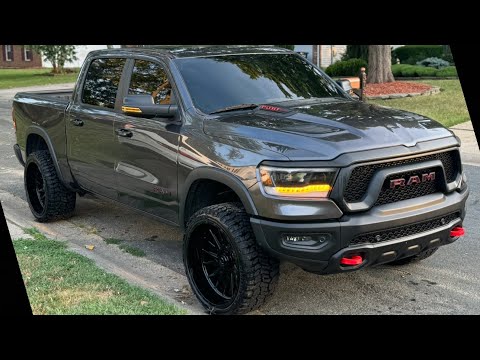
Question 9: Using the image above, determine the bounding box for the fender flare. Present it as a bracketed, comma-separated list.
[179, 167, 258, 227]
[25, 126, 67, 185]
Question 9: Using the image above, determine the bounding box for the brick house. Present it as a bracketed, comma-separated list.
[0, 45, 42, 68]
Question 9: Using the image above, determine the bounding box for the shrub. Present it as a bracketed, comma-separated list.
[415, 66, 438, 77]
[325, 58, 367, 77]
[417, 57, 450, 69]
[436, 66, 458, 77]
[391, 64, 412, 77]
[391, 64, 458, 78]
[392, 45, 443, 65]
[401, 67, 419, 77]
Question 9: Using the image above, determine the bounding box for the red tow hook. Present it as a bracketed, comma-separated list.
[340, 255, 364, 266]
[450, 227, 465, 237]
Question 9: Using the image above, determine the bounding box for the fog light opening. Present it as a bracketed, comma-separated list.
[281, 233, 329, 248]
[450, 227, 465, 238]
[340, 254, 364, 266]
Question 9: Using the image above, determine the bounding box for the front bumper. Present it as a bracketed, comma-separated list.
[250, 188, 469, 274]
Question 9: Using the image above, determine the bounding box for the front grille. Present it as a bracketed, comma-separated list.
[374, 167, 441, 206]
[350, 212, 461, 246]
[344, 150, 459, 203]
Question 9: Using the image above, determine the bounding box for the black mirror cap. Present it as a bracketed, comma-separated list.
[122, 95, 178, 118]
[335, 79, 353, 92]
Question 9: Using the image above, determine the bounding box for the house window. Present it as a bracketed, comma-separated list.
[4, 45, 13, 61]
[24, 46, 32, 61]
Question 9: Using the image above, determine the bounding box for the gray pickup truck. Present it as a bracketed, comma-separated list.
[12, 46, 469, 314]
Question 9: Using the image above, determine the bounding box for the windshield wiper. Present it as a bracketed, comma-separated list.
[210, 104, 259, 115]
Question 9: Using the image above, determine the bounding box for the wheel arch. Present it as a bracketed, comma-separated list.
[179, 167, 258, 229]
[25, 126, 66, 185]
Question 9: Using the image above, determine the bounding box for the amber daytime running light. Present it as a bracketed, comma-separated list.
[259, 166, 337, 198]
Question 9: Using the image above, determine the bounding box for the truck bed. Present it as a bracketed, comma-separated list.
[16, 89, 74, 103]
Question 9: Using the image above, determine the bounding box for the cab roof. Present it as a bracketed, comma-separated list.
[88, 45, 293, 59]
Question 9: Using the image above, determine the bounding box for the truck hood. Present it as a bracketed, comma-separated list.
[203, 99, 454, 161]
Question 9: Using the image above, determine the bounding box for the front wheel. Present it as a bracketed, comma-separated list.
[183, 203, 279, 315]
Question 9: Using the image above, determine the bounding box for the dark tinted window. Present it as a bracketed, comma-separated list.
[82, 58, 126, 109]
[129, 60, 172, 105]
[174, 54, 347, 114]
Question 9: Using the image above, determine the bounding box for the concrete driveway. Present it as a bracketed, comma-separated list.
[1, 85, 480, 314]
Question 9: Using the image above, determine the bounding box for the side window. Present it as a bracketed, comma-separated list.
[82, 58, 126, 109]
[129, 60, 172, 105]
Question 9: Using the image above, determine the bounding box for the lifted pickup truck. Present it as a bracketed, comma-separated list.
[13, 46, 469, 314]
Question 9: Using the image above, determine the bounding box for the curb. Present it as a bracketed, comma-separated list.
[366, 86, 441, 100]
[394, 77, 458, 81]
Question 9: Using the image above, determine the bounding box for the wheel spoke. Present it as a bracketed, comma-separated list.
[201, 248, 219, 259]
[201, 259, 216, 266]
[230, 272, 234, 297]
[209, 229, 221, 249]
[207, 240, 218, 249]
[208, 268, 221, 279]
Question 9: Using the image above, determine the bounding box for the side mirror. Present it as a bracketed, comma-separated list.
[335, 79, 353, 93]
[122, 95, 178, 118]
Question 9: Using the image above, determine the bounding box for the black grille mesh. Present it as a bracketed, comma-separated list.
[344, 150, 459, 203]
[350, 212, 461, 246]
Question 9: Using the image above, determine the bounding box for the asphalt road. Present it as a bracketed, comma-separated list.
[1, 86, 479, 314]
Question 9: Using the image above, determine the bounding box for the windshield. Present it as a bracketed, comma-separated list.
[174, 53, 348, 114]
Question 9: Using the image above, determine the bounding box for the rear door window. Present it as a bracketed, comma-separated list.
[82, 58, 126, 109]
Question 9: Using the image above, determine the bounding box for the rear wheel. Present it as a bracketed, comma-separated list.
[24, 151, 76, 222]
[387, 247, 439, 266]
[183, 203, 279, 315]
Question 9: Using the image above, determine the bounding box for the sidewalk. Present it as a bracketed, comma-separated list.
[450, 121, 480, 166]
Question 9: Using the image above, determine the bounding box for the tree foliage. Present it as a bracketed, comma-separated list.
[342, 45, 369, 63]
[32, 45, 78, 73]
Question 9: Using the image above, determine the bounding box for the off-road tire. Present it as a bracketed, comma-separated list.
[24, 150, 76, 222]
[387, 247, 439, 266]
[183, 202, 279, 315]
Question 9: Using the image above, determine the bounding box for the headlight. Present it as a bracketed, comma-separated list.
[258, 166, 337, 199]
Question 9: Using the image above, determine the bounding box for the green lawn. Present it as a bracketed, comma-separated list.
[369, 80, 470, 128]
[0, 68, 79, 89]
[15, 229, 185, 315]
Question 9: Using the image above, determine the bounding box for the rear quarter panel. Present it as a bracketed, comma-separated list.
[13, 93, 71, 183]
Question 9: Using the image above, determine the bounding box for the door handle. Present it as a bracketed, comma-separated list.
[72, 119, 84, 127]
[116, 128, 133, 138]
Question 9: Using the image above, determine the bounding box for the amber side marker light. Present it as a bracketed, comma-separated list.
[122, 106, 142, 114]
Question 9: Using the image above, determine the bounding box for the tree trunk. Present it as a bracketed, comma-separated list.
[52, 62, 58, 74]
[367, 45, 395, 84]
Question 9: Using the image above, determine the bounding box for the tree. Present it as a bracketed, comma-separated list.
[367, 45, 394, 84]
[32, 45, 77, 74]
[342, 45, 369, 62]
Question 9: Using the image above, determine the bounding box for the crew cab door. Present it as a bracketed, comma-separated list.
[66, 57, 128, 199]
[114, 58, 181, 224]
